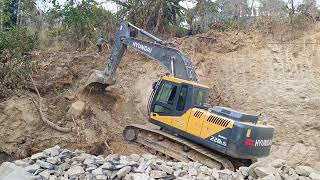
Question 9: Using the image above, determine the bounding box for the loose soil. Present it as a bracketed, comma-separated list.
[1, 24, 320, 170]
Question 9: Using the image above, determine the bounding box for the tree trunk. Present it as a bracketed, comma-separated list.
[250, 0, 255, 16]
[289, 0, 294, 25]
[16, 0, 21, 26]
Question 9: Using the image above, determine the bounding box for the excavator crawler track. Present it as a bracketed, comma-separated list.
[123, 124, 254, 171]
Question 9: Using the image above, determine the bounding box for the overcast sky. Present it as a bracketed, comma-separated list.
[36, 0, 196, 13]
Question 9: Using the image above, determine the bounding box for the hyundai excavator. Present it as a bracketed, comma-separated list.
[85, 21, 274, 170]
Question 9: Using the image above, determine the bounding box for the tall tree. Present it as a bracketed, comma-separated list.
[110, 0, 185, 34]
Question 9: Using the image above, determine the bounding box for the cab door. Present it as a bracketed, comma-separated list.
[149, 80, 191, 131]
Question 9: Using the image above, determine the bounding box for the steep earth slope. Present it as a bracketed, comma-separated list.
[1, 26, 320, 169]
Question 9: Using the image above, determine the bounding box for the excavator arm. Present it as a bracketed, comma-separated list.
[104, 21, 198, 83]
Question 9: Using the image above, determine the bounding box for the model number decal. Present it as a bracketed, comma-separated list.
[210, 136, 227, 146]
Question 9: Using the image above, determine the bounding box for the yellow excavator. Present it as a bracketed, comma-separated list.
[85, 21, 274, 170]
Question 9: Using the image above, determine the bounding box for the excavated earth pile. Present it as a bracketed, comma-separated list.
[1, 25, 320, 170]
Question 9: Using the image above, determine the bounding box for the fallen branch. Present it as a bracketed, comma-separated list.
[104, 140, 113, 154]
[29, 74, 71, 133]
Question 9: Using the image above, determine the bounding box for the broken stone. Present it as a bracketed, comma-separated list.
[106, 154, 120, 162]
[94, 156, 105, 165]
[95, 174, 108, 180]
[83, 157, 95, 165]
[157, 164, 174, 174]
[239, 166, 249, 177]
[309, 173, 320, 180]
[261, 174, 278, 180]
[189, 167, 198, 176]
[44, 145, 60, 157]
[230, 172, 244, 180]
[248, 161, 267, 178]
[212, 170, 220, 180]
[177, 177, 191, 180]
[150, 170, 167, 178]
[14, 160, 29, 167]
[67, 100, 85, 118]
[135, 160, 151, 173]
[255, 166, 277, 178]
[296, 166, 314, 176]
[36, 160, 54, 170]
[219, 169, 233, 180]
[71, 153, 91, 162]
[0, 162, 33, 180]
[25, 163, 41, 173]
[299, 176, 311, 180]
[274, 172, 282, 180]
[58, 150, 76, 161]
[174, 169, 187, 177]
[100, 162, 113, 170]
[39, 169, 51, 179]
[129, 154, 140, 162]
[48, 175, 58, 180]
[142, 153, 156, 160]
[92, 167, 104, 176]
[67, 165, 85, 178]
[31, 152, 46, 160]
[47, 156, 61, 165]
[116, 166, 132, 178]
[34, 168, 44, 175]
[129, 173, 151, 180]
[127, 161, 139, 167]
[270, 159, 286, 168]
[286, 174, 299, 180]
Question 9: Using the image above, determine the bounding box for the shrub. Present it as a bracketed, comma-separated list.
[0, 28, 37, 98]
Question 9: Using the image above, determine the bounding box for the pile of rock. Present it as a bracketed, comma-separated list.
[0, 146, 319, 180]
[238, 159, 320, 180]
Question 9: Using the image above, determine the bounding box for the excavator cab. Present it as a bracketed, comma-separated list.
[148, 76, 209, 117]
[147, 75, 273, 161]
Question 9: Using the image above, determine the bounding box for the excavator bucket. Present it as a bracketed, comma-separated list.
[83, 70, 116, 90]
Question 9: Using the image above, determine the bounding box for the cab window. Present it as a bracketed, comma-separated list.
[156, 83, 177, 105]
[177, 85, 188, 111]
[193, 87, 208, 107]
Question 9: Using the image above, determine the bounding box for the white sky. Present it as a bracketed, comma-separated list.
[36, 0, 196, 13]
[37, 0, 318, 14]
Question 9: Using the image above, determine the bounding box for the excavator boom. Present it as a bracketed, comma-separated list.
[84, 21, 197, 88]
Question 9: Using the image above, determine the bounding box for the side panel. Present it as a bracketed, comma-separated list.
[226, 122, 274, 158]
[150, 110, 192, 132]
[186, 108, 206, 137]
[201, 113, 234, 153]
[201, 114, 234, 139]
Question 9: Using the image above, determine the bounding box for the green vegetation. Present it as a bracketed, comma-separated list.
[47, 0, 117, 50]
[0, 28, 36, 97]
[0, 0, 319, 97]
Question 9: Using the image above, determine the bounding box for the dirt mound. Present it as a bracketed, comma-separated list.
[172, 30, 320, 168]
[1, 26, 320, 169]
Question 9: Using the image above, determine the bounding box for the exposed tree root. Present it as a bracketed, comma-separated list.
[29, 74, 71, 133]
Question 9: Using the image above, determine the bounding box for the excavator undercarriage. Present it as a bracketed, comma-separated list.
[123, 124, 254, 171]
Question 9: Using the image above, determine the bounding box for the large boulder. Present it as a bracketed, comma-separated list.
[309, 173, 320, 180]
[67, 100, 85, 118]
[296, 166, 314, 176]
[255, 166, 277, 178]
[0, 162, 33, 180]
[248, 161, 268, 178]
[270, 159, 286, 168]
